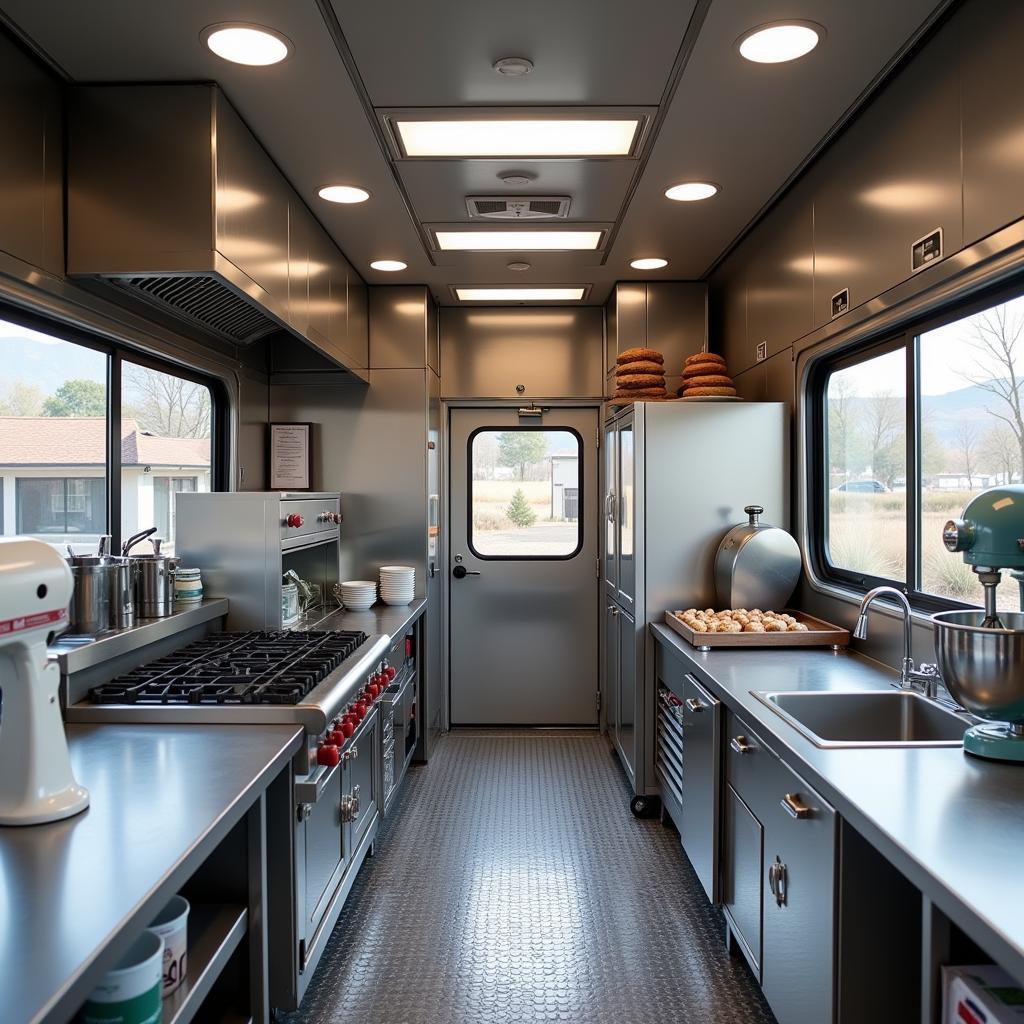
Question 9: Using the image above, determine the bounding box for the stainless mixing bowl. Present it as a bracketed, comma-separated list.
[932, 610, 1024, 728]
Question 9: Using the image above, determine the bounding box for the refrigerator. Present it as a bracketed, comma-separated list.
[601, 401, 789, 811]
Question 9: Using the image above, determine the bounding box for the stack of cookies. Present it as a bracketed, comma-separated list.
[613, 347, 667, 401]
[677, 351, 737, 398]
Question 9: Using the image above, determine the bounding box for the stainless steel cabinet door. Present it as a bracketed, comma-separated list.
[616, 608, 637, 784]
[680, 674, 720, 903]
[616, 414, 636, 609]
[603, 421, 618, 595]
[722, 782, 762, 977]
[304, 764, 345, 930]
[347, 712, 379, 854]
[604, 602, 619, 738]
[761, 762, 837, 1024]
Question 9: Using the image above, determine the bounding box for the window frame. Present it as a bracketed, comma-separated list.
[466, 424, 585, 562]
[808, 278, 1024, 613]
[0, 302, 228, 552]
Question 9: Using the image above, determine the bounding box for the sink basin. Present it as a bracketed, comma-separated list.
[751, 690, 971, 748]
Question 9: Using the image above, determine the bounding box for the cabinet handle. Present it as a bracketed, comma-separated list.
[768, 857, 788, 907]
[685, 697, 706, 713]
[606, 492, 616, 522]
[609, 606, 620, 617]
[781, 793, 811, 819]
[730, 736, 753, 755]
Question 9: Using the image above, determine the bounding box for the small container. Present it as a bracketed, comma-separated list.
[173, 568, 203, 606]
[79, 929, 163, 1024]
[149, 894, 190, 997]
[282, 582, 300, 627]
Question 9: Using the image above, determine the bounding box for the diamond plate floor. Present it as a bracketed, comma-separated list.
[281, 730, 776, 1024]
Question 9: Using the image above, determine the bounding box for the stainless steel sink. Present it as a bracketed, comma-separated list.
[751, 690, 971, 748]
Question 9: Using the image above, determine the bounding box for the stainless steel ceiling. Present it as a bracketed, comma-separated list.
[0, 0, 950, 304]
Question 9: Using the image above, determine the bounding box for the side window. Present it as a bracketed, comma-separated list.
[469, 428, 583, 559]
[0, 321, 109, 554]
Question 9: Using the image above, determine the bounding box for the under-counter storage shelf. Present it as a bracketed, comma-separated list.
[655, 686, 684, 811]
[164, 904, 248, 1024]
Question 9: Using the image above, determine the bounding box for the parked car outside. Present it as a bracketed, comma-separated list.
[834, 479, 890, 493]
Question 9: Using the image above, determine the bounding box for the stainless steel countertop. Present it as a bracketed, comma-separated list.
[1, 722, 302, 1024]
[48, 598, 230, 674]
[310, 598, 427, 640]
[651, 623, 1024, 984]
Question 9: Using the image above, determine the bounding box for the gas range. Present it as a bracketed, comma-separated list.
[66, 628, 392, 733]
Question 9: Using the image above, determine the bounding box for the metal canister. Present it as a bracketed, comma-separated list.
[66, 557, 113, 635]
[714, 504, 802, 610]
[107, 557, 136, 629]
[130, 554, 180, 618]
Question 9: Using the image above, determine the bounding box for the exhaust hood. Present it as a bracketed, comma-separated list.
[67, 84, 367, 374]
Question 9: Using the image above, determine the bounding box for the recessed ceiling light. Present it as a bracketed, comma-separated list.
[630, 258, 669, 270]
[499, 173, 535, 187]
[737, 22, 822, 64]
[507, 261, 532, 271]
[435, 230, 602, 251]
[455, 287, 586, 302]
[370, 260, 407, 272]
[665, 181, 719, 202]
[493, 57, 534, 76]
[202, 23, 292, 66]
[394, 119, 640, 158]
[318, 185, 370, 204]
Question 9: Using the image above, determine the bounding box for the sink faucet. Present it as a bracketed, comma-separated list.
[853, 586, 942, 699]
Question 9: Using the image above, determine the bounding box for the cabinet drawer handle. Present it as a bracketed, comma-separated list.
[730, 736, 753, 755]
[781, 793, 811, 819]
[768, 857, 788, 907]
[685, 697, 706, 713]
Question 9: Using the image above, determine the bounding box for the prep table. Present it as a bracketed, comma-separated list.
[652, 622, 1024, 990]
[0, 721, 302, 1024]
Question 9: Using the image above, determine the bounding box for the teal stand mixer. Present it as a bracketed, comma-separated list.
[934, 485, 1024, 762]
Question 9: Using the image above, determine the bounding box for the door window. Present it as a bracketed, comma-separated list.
[468, 428, 583, 559]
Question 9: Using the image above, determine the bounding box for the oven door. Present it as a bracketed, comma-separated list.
[300, 759, 346, 944]
[346, 707, 380, 853]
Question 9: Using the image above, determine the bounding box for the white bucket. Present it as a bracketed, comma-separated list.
[80, 929, 164, 1023]
[148, 894, 189, 996]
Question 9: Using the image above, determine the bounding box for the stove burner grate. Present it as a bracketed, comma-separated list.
[89, 630, 369, 706]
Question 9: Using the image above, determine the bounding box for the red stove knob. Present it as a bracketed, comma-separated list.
[340, 720, 355, 738]
[317, 744, 340, 767]
[354, 700, 367, 720]
[328, 729, 345, 746]
[286, 513, 304, 528]
[385, 666, 397, 682]
[368, 684, 380, 700]
[405, 637, 413, 658]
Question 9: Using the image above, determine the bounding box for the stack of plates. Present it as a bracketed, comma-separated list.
[379, 565, 415, 607]
[339, 580, 377, 611]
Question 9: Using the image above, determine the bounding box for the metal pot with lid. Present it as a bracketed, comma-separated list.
[714, 505, 801, 610]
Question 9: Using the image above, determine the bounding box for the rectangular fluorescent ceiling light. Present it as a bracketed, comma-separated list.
[455, 288, 586, 302]
[436, 230, 602, 251]
[395, 119, 639, 157]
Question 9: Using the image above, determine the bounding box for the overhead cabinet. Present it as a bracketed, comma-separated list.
[66, 83, 367, 375]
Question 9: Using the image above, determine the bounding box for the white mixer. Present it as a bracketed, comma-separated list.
[0, 537, 89, 824]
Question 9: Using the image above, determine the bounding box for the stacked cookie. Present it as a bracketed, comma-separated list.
[613, 347, 667, 401]
[678, 351, 737, 398]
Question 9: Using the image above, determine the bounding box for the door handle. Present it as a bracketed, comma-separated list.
[768, 857, 788, 906]
[781, 793, 812, 819]
[605, 492, 616, 522]
[452, 565, 481, 579]
[608, 606, 620, 616]
[684, 697, 706, 713]
[730, 736, 754, 755]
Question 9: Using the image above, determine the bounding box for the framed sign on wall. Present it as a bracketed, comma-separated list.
[268, 422, 313, 491]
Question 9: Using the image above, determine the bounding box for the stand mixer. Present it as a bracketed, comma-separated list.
[0, 538, 90, 823]
[934, 485, 1024, 762]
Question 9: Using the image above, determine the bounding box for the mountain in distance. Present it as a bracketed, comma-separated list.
[1, 334, 107, 395]
[921, 381, 1015, 443]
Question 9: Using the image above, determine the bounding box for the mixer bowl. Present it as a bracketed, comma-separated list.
[932, 610, 1024, 726]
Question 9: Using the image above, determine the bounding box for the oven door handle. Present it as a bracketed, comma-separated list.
[295, 759, 341, 806]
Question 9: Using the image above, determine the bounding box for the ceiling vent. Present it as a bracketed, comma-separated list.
[466, 196, 571, 220]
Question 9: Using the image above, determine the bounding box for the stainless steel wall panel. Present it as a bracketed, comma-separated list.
[610, 283, 647, 370]
[0, 32, 63, 276]
[347, 276, 369, 370]
[745, 193, 814, 362]
[426, 292, 439, 377]
[960, 0, 1024, 247]
[711, 253, 749, 372]
[440, 307, 603, 399]
[370, 286, 431, 368]
[646, 282, 708, 393]
[810, 28, 962, 328]
[269, 371, 428, 587]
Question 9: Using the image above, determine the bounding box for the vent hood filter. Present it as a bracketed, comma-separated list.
[466, 196, 570, 220]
